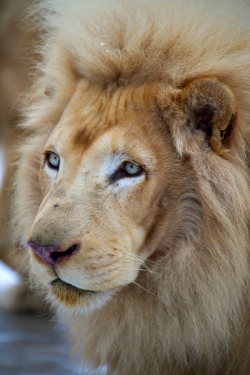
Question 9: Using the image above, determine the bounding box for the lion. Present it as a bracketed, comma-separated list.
[12, 0, 250, 374]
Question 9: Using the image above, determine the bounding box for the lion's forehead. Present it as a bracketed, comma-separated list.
[49, 79, 159, 153]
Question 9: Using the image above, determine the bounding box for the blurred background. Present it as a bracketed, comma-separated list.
[0, 1, 86, 374]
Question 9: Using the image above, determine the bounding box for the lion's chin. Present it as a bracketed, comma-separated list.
[50, 278, 98, 304]
[48, 278, 116, 312]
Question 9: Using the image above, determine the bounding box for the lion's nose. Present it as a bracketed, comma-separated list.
[27, 242, 79, 267]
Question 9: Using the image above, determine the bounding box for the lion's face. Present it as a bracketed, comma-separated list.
[27, 80, 180, 308]
[27, 77, 236, 311]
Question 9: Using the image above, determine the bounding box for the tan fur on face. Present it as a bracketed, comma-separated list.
[12, 0, 250, 374]
[28, 80, 180, 299]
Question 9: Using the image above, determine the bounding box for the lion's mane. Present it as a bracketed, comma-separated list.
[13, 1, 250, 374]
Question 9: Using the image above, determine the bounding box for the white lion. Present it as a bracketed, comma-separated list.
[13, 1, 250, 374]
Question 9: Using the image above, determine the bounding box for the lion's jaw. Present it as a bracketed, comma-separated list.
[27, 80, 181, 310]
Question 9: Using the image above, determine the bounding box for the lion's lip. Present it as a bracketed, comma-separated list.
[51, 278, 100, 294]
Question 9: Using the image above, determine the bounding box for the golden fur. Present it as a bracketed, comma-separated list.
[13, 0, 250, 374]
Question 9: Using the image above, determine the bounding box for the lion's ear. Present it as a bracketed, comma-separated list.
[158, 78, 236, 155]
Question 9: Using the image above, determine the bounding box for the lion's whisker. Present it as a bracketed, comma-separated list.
[113, 276, 155, 296]
[119, 255, 161, 277]
[118, 266, 161, 278]
[130, 280, 155, 296]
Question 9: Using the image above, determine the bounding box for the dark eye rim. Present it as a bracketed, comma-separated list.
[110, 161, 145, 184]
[45, 151, 60, 170]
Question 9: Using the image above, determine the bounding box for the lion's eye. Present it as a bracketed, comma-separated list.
[46, 152, 60, 170]
[124, 162, 142, 175]
[111, 161, 144, 183]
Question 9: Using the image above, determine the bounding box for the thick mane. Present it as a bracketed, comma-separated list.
[25, 0, 250, 125]
[12, 1, 250, 374]
[36, 0, 250, 86]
